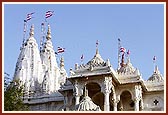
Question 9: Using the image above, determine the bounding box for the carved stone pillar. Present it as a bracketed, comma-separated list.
[134, 85, 140, 111]
[104, 92, 110, 111]
[75, 96, 80, 105]
[73, 81, 81, 107]
[113, 101, 118, 111]
[112, 85, 117, 111]
[134, 98, 139, 111]
[64, 92, 69, 111]
[139, 86, 143, 111]
[102, 77, 112, 111]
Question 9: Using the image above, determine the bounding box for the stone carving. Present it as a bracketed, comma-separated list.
[102, 77, 112, 94]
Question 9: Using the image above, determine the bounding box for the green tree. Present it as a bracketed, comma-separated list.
[4, 73, 29, 111]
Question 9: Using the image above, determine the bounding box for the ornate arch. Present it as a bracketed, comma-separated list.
[117, 89, 134, 101]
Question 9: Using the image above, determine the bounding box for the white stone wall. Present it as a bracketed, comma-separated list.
[29, 102, 64, 111]
[143, 91, 164, 111]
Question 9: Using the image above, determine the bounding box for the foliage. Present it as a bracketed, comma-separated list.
[4, 74, 29, 111]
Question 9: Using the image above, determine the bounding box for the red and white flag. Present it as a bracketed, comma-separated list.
[57, 47, 65, 53]
[26, 12, 35, 21]
[45, 11, 54, 18]
[120, 47, 126, 53]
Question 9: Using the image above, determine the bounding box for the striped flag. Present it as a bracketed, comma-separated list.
[57, 47, 65, 53]
[120, 47, 126, 53]
[45, 11, 54, 18]
[26, 12, 35, 22]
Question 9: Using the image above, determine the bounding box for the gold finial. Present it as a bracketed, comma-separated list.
[29, 24, 34, 37]
[46, 24, 51, 40]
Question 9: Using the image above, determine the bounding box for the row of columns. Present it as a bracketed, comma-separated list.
[73, 79, 143, 111]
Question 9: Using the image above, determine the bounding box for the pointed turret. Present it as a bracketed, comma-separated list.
[13, 24, 43, 97]
[46, 24, 51, 40]
[147, 65, 163, 81]
[40, 24, 60, 93]
[29, 24, 34, 37]
[60, 56, 64, 69]
[86, 47, 105, 66]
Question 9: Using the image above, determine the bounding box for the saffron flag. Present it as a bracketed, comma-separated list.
[57, 47, 65, 53]
[45, 11, 54, 18]
[26, 12, 35, 21]
[120, 47, 126, 53]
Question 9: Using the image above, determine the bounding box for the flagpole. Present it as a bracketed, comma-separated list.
[81, 54, 84, 65]
[153, 56, 156, 72]
[22, 20, 27, 48]
[40, 22, 45, 52]
[118, 38, 121, 69]
[22, 12, 35, 49]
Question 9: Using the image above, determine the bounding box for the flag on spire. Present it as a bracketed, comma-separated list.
[120, 47, 126, 53]
[26, 12, 35, 22]
[57, 47, 65, 53]
[45, 11, 54, 19]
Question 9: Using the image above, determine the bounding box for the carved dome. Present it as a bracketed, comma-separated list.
[77, 87, 101, 111]
[77, 96, 101, 111]
[148, 66, 163, 81]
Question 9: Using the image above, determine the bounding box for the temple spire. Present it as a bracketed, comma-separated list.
[46, 24, 51, 40]
[95, 40, 99, 56]
[60, 56, 64, 68]
[96, 47, 99, 55]
[29, 24, 34, 37]
[154, 65, 159, 74]
[153, 56, 156, 73]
